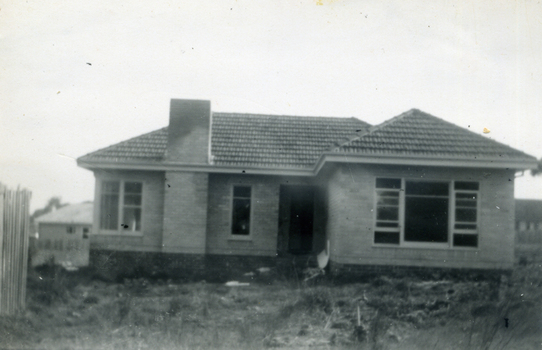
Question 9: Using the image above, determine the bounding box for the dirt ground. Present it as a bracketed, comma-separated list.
[1, 263, 541, 350]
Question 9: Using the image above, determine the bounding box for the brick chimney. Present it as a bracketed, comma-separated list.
[166, 99, 212, 164]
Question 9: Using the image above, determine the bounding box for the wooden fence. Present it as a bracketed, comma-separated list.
[0, 183, 32, 315]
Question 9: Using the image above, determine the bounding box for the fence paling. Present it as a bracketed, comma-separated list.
[0, 183, 31, 315]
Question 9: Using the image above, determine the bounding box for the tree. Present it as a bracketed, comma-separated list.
[31, 196, 69, 220]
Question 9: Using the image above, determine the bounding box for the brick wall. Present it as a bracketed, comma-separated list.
[162, 171, 209, 254]
[328, 260, 508, 283]
[90, 249, 276, 282]
[325, 163, 516, 270]
[91, 170, 165, 252]
[206, 174, 316, 256]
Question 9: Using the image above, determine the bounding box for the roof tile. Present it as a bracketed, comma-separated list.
[78, 109, 536, 168]
[336, 109, 535, 161]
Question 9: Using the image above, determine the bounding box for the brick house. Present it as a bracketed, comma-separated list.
[77, 99, 537, 278]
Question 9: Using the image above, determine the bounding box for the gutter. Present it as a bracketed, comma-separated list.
[77, 153, 538, 178]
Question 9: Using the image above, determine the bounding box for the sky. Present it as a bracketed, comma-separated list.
[1, 0, 541, 212]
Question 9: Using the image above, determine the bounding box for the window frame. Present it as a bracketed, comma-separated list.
[229, 185, 253, 240]
[373, 177, 480, 249]
[452, 182, 480, 248]
[97, 179, 144, 236]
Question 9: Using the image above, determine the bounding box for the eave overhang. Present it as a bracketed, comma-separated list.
[77, 153, 537, 178]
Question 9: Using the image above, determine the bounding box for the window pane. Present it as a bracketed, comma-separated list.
[456, 208, 477, 222]
[233, 186, 251, 198]
[125, 182, 142, 194]
[102, 181, 120, 193]
[455, 199, 477, 208]
[376, 178, 401, 189]
[122, 207, 141, 231]
[100, 193, 119, 230]
[455, 223, 477, 230]
[377, 197, 399, 206]
[405, 197, 448, 242]
[377, 191, 400, 198]
[375, 231, 400, 244]
[377, 207, 399, 221]
[124, 194, 142, 206]
[455, 182, 479, 191]
[454, 234, 478, 247]
[406, 182, 449, 196]
[456, 193, 478, 200]
[376, 222, 399, 228]
[232, 198, 251, 235]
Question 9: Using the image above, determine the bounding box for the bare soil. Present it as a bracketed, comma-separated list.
[1, 263, 541, 349]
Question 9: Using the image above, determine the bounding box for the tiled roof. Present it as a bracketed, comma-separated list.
[211, 113, 369, 168]
[35, 202, 93, 225]
[79, 128, 168, 163]
[78, 113, 370, 168]
[78, 109, 536, 169]
[336, 109, 536, 162]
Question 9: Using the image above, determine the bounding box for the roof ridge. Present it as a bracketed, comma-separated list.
[329, 109, 417, 150]
[213, 111, 368, 123]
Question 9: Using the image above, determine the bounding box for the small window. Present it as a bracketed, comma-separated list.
[122, 182, 142, 232]
[374, 178, 401, 245]
[66, 226, 75, 234]
[100, 181, 120, 230]
[452, 181, 479, 247]
[232, 186, 251, 235]
[99, 180, 143, 233]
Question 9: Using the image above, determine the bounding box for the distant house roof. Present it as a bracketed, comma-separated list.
[35, 202, 93, 225]
[78, 109, 537, 171]
[515, 199, 542, 223]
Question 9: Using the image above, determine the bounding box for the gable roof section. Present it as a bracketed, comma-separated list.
[78, 113, 370, 168]
[35, 202, 93, 225]
[334, 109, 536, 164]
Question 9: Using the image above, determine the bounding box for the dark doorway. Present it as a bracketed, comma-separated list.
[280, 185, 315, 254]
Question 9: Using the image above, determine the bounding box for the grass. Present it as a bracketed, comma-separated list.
[1, 262, 541, 349]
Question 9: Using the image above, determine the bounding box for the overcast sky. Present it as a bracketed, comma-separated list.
[1, 0, 541, 211]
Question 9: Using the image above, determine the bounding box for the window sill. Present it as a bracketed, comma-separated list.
[372, 243, 478, 251]
[96, 230, 143, 237]
[228, 235, 253, 242]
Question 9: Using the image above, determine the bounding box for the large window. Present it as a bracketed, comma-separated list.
[231, 186, 251, 236]
[100, 180, 142, 233]
[374, 178, 479, 248]
[404, 181, 449, 243]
